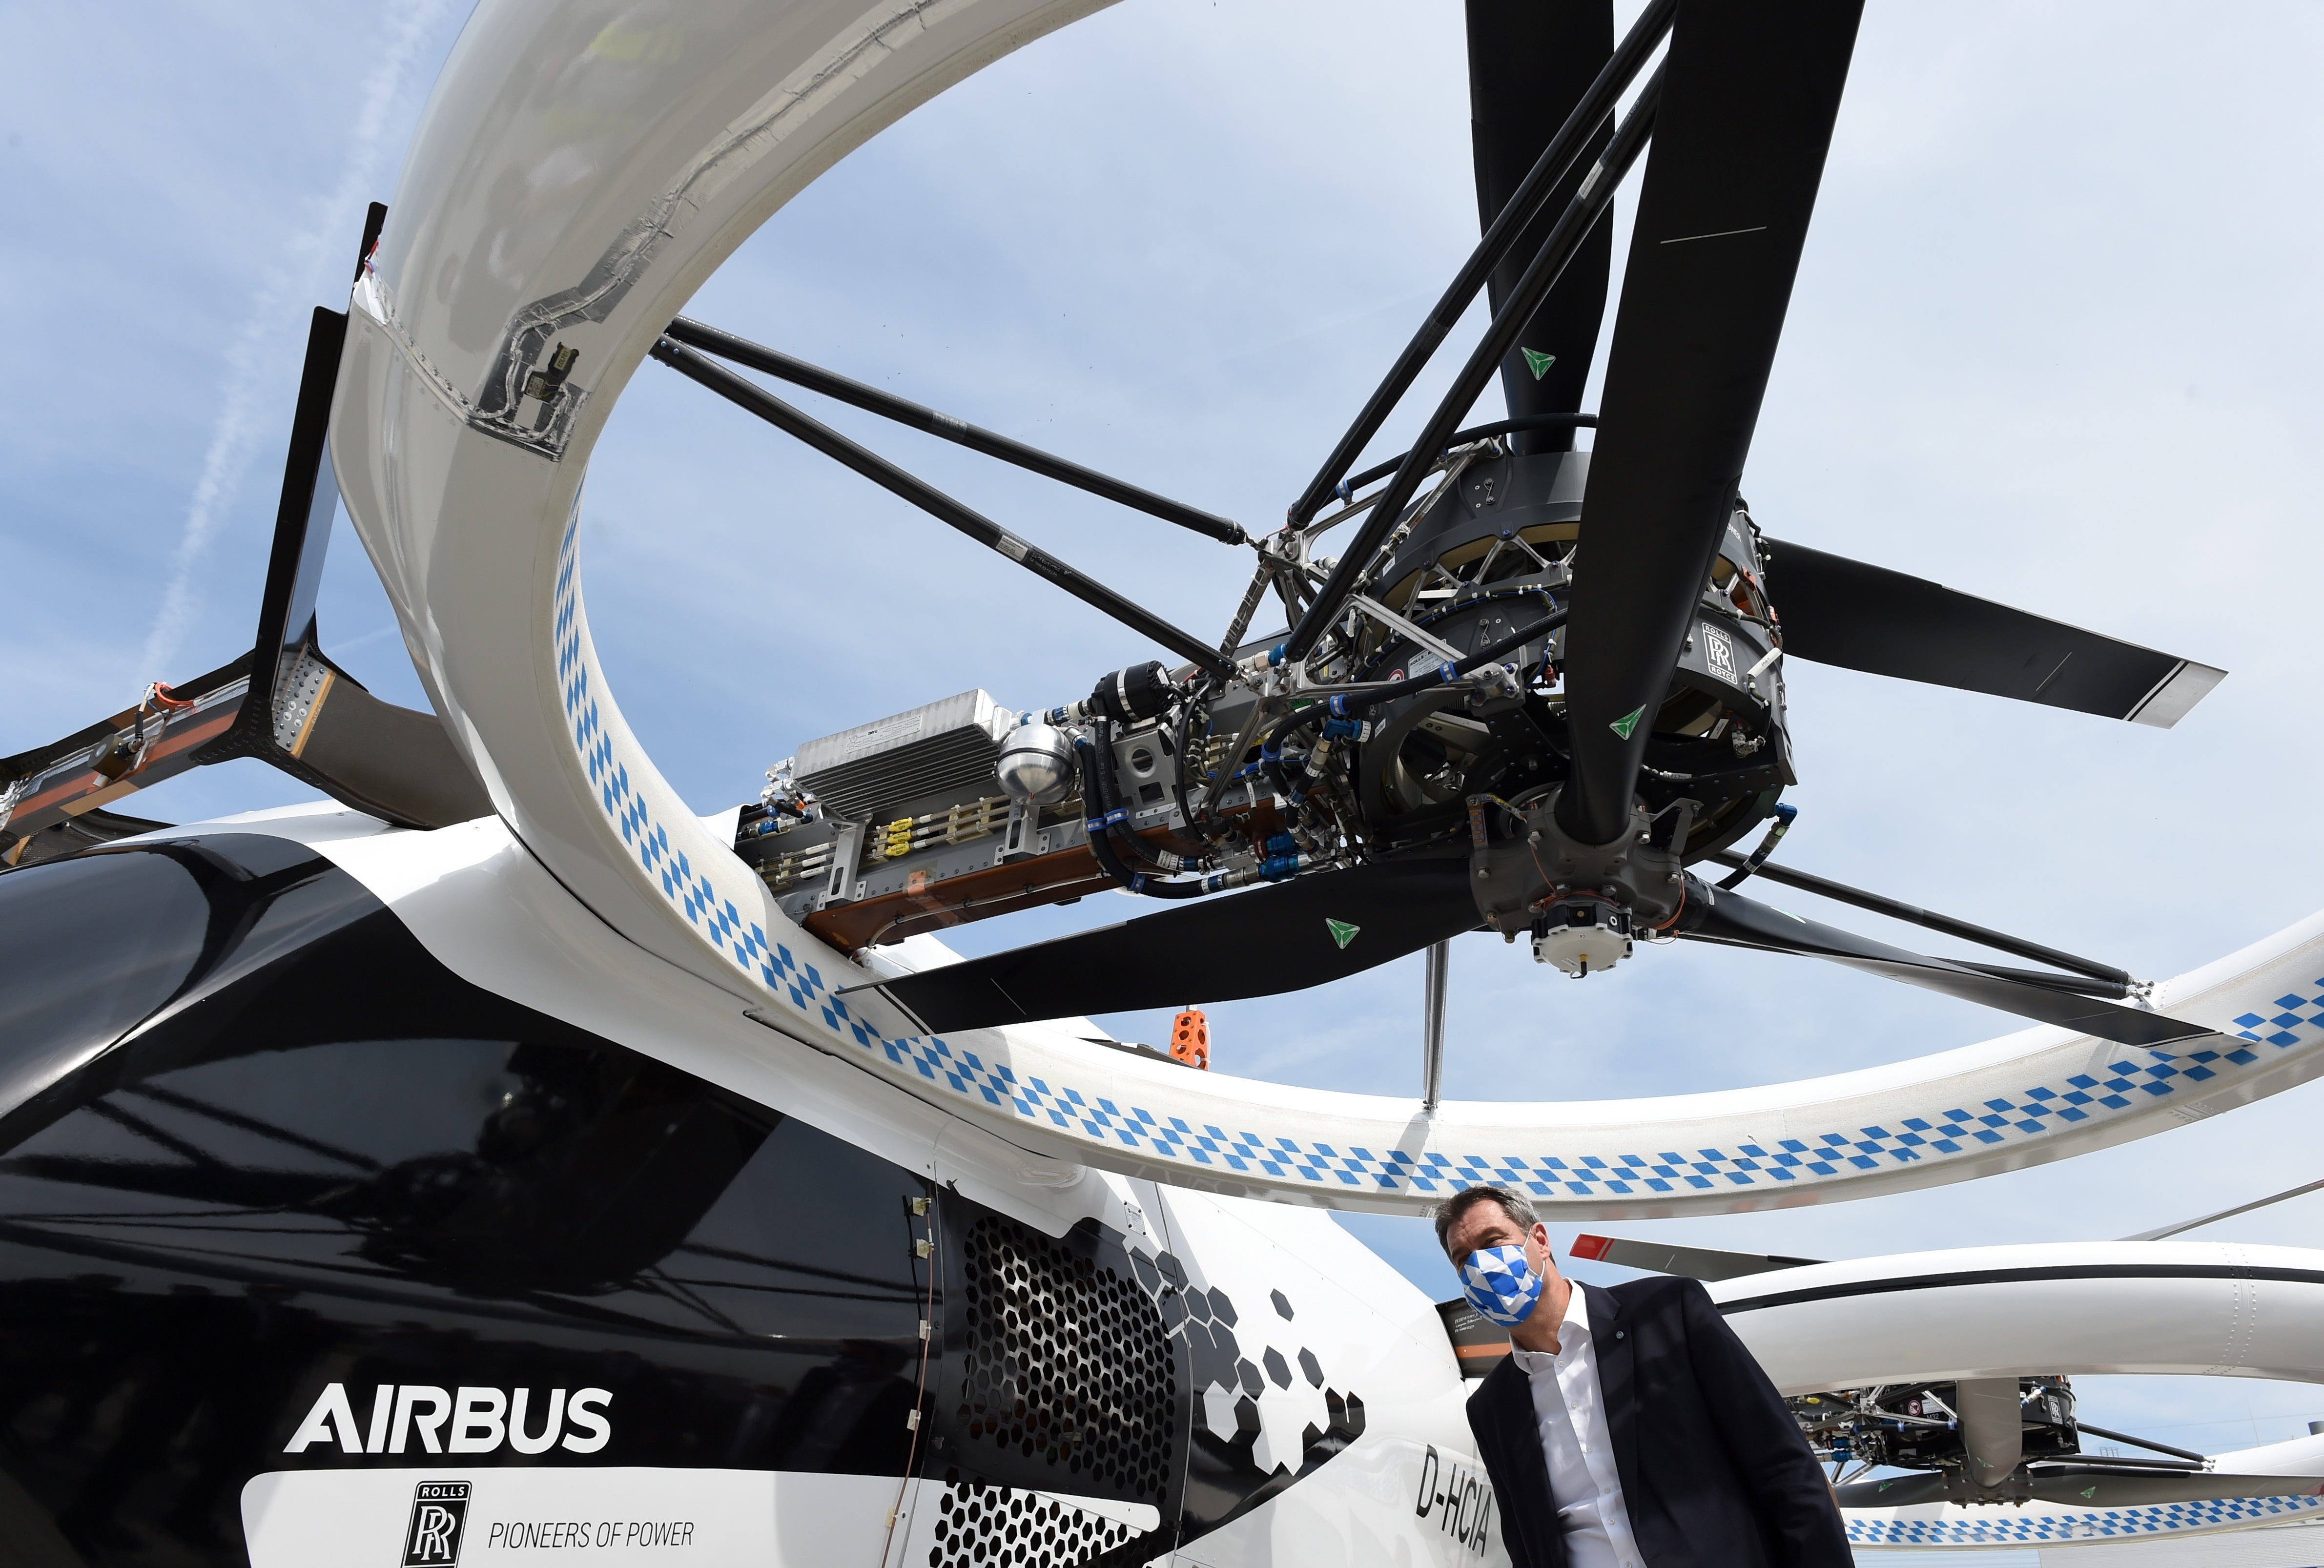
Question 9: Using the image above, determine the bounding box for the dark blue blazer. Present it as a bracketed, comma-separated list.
[1464, 1277, 1849, 1568]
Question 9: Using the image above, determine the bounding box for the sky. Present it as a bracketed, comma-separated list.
[6, 0, 2324, 1527]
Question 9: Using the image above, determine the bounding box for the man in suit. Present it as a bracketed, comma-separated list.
[1440, 1186, 1849, 1568]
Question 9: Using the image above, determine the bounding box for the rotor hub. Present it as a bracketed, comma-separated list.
[1469, 788, 1684, 975]
[1530, 893, 1634, 977]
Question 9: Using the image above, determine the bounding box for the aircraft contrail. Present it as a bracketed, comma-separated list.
[140, 0, 455, 681]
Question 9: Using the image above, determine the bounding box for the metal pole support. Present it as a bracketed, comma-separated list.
[1422, 940, 1449, 1110]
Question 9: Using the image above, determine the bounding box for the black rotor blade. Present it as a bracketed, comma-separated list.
[1762, 536, 2225, 727]
[1467, 0, 1613, 454]
[1832, 1472, 1948, 1509]
[849, 856, 1478, 1034]
[1557, 0, 1862, 847]
[2019, 1467, 2324, 1508]
[1679, 878, 2220, 1049]
[1830, 1465, 2320, 1511]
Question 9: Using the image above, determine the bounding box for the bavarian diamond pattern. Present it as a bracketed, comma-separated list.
[1458, 1245, 1542, 1327]
[1845, 1493, 2324, 1545]
[550, 517, 2324, 1200]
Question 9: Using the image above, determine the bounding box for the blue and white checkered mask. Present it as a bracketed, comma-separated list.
[1460, 1244, 1542, 1327]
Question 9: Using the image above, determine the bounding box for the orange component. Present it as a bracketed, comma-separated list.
[1170, 1009, 1210, 1071]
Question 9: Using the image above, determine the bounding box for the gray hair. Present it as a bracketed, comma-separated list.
[1433, 1185, 1538, 1260]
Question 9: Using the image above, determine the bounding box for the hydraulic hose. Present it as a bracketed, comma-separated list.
[1077, 724, 1222, 900]
[1171, 675, 1222, 842]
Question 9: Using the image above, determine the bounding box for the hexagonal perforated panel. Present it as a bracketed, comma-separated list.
[955, 1215, 1177, 1501]
[925, 1479, 1137, 1568]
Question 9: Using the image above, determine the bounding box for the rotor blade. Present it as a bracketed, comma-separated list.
[1762, 536, 2224, 727]
[1555, 0, 1862, 847]
[2020, 1467, 2324, 1508]
[651, 337, 1235, 681]
[1704, 850, 2130, 985]
[847, 856, 1478, 1034]
[665, 317, 1247, 546]
[1285, 0, 1675, 526]
[2123, 1175, 2324, 1241]
[1678, 878, 2221, 1049]
[1832, 1472, 1948, 1509]
[1570, 1234, 1824, 1281]
[1467, 0, 1613, 455]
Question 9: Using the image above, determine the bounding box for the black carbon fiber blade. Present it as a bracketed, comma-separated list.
[1762, 536, 2225, 727]
[2019, 1469, 2324, 1508]
[1679, 879, 2220, 1049]
[1832, 1473, 1948, 1509]
[1556, 0, 1863, 846]
[1466, 0, 1613, 453]
[851, 856, 1478, 1034]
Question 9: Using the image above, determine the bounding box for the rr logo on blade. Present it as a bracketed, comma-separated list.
[403, 1481, 471, 1566]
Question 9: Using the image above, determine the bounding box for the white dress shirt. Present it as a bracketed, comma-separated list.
[1509, 1286, 1645, 1568]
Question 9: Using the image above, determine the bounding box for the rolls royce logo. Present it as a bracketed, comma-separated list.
[403, 1481, 470, 1566]
[1703, 624, 1737, 683]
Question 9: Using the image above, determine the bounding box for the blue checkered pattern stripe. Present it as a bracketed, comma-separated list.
[555, 518, 777, 987]
[548, 519, 2324, 1199]
[732, 938, 2324, 1202]
[1846, 1493, 2324, 1545]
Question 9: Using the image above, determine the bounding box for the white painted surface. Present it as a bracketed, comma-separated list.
[240, 1467, 905, 1568]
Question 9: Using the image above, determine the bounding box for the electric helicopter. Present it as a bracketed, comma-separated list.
[6, 2, 2324, 1565]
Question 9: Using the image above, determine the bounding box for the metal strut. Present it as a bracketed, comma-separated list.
[665, 316, 1248, 546]
[1284, 0, 1677, 528]
[652, 336, 1236, 681]
[1282, 63, 1666, 663]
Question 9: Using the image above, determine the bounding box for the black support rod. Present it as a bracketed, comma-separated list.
[1705, 850, 2131, 985]
[1283, 0, 1675, 529]
[2072, 1424, 2209, 1466]
[1282, 66, 1663, 663]
[666, 316, 1247, 547]
[654, 337, 1235, 680]
[1952, 962, 2132, 1002]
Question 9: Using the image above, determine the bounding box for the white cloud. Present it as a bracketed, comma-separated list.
[138, 0, 458, 677]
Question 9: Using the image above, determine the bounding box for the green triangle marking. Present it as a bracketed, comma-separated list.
[1608, 705, 1645, 740]
[1325, 918, 1360, 950]
[2080, 1486, 2098, 1500]
[1521, 347, 1556, 380]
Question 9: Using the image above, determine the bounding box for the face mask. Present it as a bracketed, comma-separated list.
[1461, 1243, 1543, 1327]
